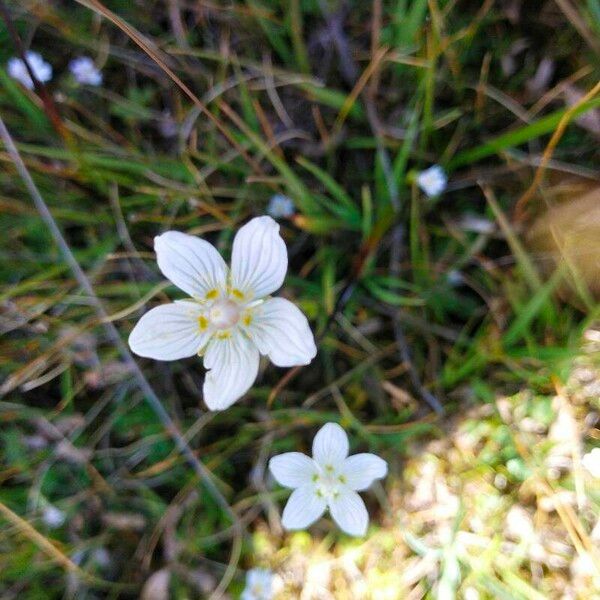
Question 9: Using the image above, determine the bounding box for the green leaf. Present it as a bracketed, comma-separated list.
[503, 267, 564, 347]
[449, 96, 600, 169]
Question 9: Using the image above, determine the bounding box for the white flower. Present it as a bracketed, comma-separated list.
[42, 505, 66, 528]
[241, 568, 274, 600]
[91, 547, 111, 568]
[457, 214, 495, 234]
[128, 216, 317, 411]
[269, 423, 388, 537]
[69, 56, 102, 86]
[158, 110, 178, 138]
[416, 165, 447, 198]
[7, 51, 52, 90]
[582, 447, 600, 478]
[267, 194, 295, 219]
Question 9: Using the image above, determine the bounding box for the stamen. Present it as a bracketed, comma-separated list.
[314, 466, 343, 500]
[198, 315, 209, 331]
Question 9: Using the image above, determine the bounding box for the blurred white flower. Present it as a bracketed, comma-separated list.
[457, 214, 495, 234]
[446, 270, 463, 286]
[91, 547, 111, 568]
[158, 109, 178, 138]
[69, 56, 102, 86]
[582, 447, 600, 478]
[269, 422, 387, 536]
[42, 505, 65, 528]
[241, 568, 274, 600]
[267, 194, 295, 219]
[416, 165, 447, 198]
[128, 216, 317, 411]
[7, 51, 52, 90]
[24, 434, 48, 450]
[463, 587, 480, 600]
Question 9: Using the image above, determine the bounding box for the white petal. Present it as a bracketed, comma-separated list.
[281, 485, 326, 530]
[154, 231, 228, 299]
[29, 53, 52, 83]
[202, 331, 259, 410]
[247, 297, 316, 367]
[341, 453, 388, 491]
[245, 568, 272, 590]
[582, 448, 600, 478]
[269, 452, 317, 488]
[329, 490, 369, 536]
[241, 569, 275, 600]
[312, 423, 349, 468]
[231, 216, 287, 299]
[128, 302, 210, 360]
[8, 58, 34, 89]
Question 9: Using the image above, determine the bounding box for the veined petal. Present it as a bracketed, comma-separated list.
[329, 490, 369, 537]
[281, 485, 326, 530]
[247, 297, 316, 367]
[128, 302, 210, 360]
[202, 331, 259, 410]
[312, 423, 349, 468]
[269, 452, 317, 488]
[230, 216, 287, 299]
[341, 454, 388, 491]
[154, 231, 228, 300]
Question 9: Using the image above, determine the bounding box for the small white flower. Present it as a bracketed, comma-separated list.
[267, 194, 295, 219]
[457, 214, 495, 234]
[128, 216, 317, 411]
[269, 422, 387, 537]
[241, 568, 274, 600]
[446, 269, 463, 286]
[7, 51, 52, 90]
[91, 547, 111, 568]
[42, 505, 66, 528]
[158, 110, 178, 138]
[416, 165, 447, 198]
[69, 56, 102, 86]
[582, 447, 600, 478]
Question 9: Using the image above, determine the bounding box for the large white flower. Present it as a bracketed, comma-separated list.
[241, 568, 274, 600]
[269, 423, 387, 537]
[7, 51, 52, 90]
[128, 216, 317, 411]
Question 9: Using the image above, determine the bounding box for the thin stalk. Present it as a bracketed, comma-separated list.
[0, 115, 238, 527]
